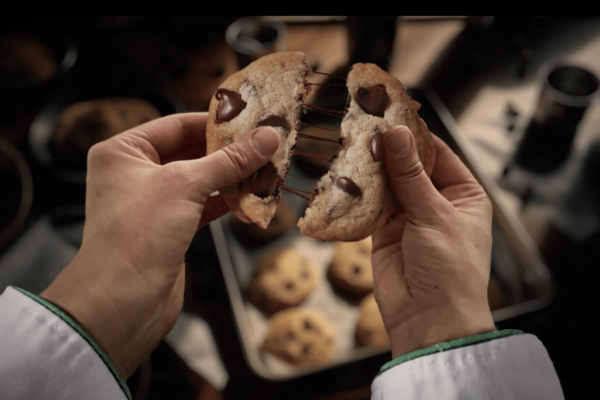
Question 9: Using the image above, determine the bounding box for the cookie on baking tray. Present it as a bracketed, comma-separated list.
[298, 63, 436, 242]
[328, 237, 373, 296]
[247, 247, 319, 313]
[206, 51, 312, 229]
[262, 308, 335, 367]
[356, 294, 389, 348]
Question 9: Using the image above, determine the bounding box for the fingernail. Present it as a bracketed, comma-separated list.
[251, 127, 279, 157]
[388, 126, 412, 156]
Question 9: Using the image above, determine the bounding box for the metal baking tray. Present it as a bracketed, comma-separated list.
[209, 87, 554, 381]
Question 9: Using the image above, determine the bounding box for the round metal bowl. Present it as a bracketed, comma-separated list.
[29, 86, 186, 184]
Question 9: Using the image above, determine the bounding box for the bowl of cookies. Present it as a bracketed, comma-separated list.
[29, 86, 185, 184]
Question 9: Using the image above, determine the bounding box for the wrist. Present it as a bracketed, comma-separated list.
[388, 305, 495, 359]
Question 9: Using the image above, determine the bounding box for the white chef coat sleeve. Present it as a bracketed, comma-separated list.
[0, 286, 130, 400]
[371, 329, 564, 400]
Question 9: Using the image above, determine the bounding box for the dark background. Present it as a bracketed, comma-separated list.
[2, 16, 599, 399]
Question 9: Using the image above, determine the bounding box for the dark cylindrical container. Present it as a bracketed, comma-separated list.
[514, 64, 599, 173]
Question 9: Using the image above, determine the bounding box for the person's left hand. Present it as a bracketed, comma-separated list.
[41, 113, 280, 378]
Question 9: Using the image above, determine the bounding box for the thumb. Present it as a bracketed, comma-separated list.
[190, 126, 280, 197]
[383, 125, 446, 220]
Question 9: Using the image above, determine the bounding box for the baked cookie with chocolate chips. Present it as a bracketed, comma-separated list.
[356, 294, 389, 347]
[263, 308, 335, 367]
[298, 63, 436, 242]
[206, 51, 312, 229]
[328, 237, 373, 296]
[248, 248, 319, 313]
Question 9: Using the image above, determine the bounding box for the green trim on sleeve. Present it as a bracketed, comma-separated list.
[14, 287, 132, 400]
[378, 329, 525, 376]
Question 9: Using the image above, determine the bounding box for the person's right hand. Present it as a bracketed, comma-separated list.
[372, 126, 496, 359]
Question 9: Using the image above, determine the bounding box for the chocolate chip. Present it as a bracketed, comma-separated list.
[303, 319, 314, 331]
[335, 177, 362, 197]
[369, 131, 384, 161]
[285, 331, 295, 341]
[284, 281, 296, 291]
[352, 265, 362, 275]
[257, 115, 289, 133]
[302, 343, 312, 354]
[249, 162, 279, 198]
[354, 84, 388, 117]
[215, 89, 247, 122]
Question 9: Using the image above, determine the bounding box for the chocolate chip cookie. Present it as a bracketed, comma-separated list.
[206, 51, 312, 229]
[262, 308, 335, 367]
[328, 237, 373, 296]
[356, 294, 389, 347]
[298, 63, 436, 242]
[248, 247, 319, 313]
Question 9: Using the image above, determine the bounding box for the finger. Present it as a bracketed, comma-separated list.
[383, 126, 450, 222]
[198, 195, 230, 228]
[116, 113, 209, 163]
[430, 135, 480, 193]
[187, 126, 280, 197]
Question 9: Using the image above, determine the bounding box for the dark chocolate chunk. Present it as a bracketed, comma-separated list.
[284, 281, 296, 291]
[354, 84, 388, 117]
[369, 131, 384, 161]
[303, 319, 314, 331]
[215, 89, 246, 122]
[352, 265, 362, 275]
[249, 162, 279, 198]
[302, 343, 312, 354]
[335, 177, 362, 197]
[258, 115, 289, 132]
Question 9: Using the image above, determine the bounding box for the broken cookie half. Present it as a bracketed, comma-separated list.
[297, 63, 436, 241]
[206, 51, 312, 228]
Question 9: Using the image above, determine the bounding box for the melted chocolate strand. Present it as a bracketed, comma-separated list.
[310, 71, 347, 80]
[293, 150, 334, 163]
[302, 104, 346, 118]
[297, 133, 340, 144]
[354, 85, 388, 117]
[285, 173, 316, 182]
[335, 177, 362, 197]
[215, 89, 247, 122]
[281, 186, 311, 201]
[369, 131, 384, 161]
[299, 122, 339, 132]
[307, 82, 347, 87]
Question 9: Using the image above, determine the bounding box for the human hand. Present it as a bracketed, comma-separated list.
[41, 113, 279, 377]
[372, 126, 496, 359]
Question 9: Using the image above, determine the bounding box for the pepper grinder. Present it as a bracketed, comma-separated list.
[513, 64, 599, 173]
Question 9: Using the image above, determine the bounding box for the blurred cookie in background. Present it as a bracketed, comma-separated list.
[328, 237, 373, 296]
[262, 308, 335, 367]
[229, 197, 296, 248]
[51, 98, 160, 170]
[248, 247, 319, 314]
[166, 40, 238, 112]
[0, 34, 57, 85]
[356, 294, 389, 348]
